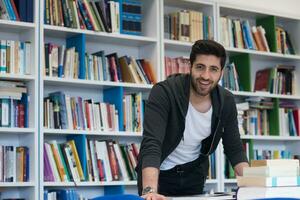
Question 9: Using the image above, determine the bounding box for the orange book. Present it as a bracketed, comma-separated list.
[252, 26, 265, 51]
[106, 141, 120, 181]
[141, 60, 157, 84]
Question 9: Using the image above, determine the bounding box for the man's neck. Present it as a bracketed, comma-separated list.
[189, 88, 212, 113]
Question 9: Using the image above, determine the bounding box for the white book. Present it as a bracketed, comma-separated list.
[64, 144, 80, 183]
[65, 95, 73, 130]
[243, 165, 299, 177]
[1, 99, 9, 126]
[89, 140, 99, 182]
[237, 176, 300, 187]
[113, 143, 129, 181]
[24, 42, 31, 75]
[0, 40, 7, 74]
[10, 40, 15, 74]
[96, 141, 112, 182]
[237, 186, 300, 199]
[84, 138, 93, 181]
[97, 56, 104, 81]
[0, 146, 3, 182]
[100, 102, 109, 131]
[44, 143, 61, 182]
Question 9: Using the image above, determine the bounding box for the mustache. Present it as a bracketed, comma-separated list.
[195, 77, 213, 83]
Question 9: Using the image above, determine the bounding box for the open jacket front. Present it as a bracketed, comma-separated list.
[136, 74, 248, 194]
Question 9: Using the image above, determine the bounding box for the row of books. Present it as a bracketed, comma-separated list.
[0, 40, 32, 75]
[237, 98, 273, 136]
[44, 92, 119, 131]
[276, 26, 295, 54]
[0, 0, 33, 22]
[44, 0, 142, 35]
[44, 138, 139, 182]
[44, 43, 157, 84]
[220, 17, 270, 51]
[44, 189, 87, 200]
[278, 101, 300, 136]
[123, 92, 143, 132]
[164, 56, 190, 78]
[164, 10, 213, 42]
[0, 81, 29, 128]
[222, 62, 240, 91]
[0, 145, 29, 182]
[237, 159, 300, 199]
[254, 64, 296, 95]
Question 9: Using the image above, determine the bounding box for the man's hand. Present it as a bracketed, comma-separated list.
[142, 193, 167, 200]
[234, 162, 249, 176]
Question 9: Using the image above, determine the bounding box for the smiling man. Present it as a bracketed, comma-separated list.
[136, 40, 249, 200]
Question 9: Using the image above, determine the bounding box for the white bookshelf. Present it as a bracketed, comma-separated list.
[0, 1, 39, 200]
[217, 2, 300, 192]
[39, 0, 159, 199]
[44, 129, 143, 137]
[1, 0, 300, 198]
[43, 77, 153, 91]
[44, 181, 137, 187]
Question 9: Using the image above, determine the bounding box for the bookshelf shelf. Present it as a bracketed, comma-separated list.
[43, 25, 157, 47]
[0, 128, 35, 134]
[0, 182, 35, 187]
[43, 77, 153, 91]
[231, 91, 300, 100]
[43, 129, 143, 137]
[224, 179, 237, 184]
[44, 181, 137, 187]
[241, 135, 300, 141]
[0, 74, 35, 81]
[206, 179, 218, 184]
[164, 39, 193, 51]
[226, 47, 300, 60]
[0, 20, 35, 31]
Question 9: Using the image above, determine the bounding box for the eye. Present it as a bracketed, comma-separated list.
[210, 67, 219, 72]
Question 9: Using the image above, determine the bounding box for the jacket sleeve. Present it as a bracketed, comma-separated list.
[139, 84, 170, 170]
[222, 95, 248, 167]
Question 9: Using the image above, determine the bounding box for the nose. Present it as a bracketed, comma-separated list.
[200, 69, 210, 80]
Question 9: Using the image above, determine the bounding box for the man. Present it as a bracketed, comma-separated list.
[136, 40, 249, 200]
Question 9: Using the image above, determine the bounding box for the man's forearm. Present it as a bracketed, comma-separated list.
[234, 162, 249, 176]
[142, 167, 159, 192]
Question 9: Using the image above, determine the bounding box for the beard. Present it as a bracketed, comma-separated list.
[190, 73, 219, 97]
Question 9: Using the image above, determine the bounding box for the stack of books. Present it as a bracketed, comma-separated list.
[237, 159, 300, 199]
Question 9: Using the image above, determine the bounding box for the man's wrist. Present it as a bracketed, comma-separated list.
[142, 186, 156, 195]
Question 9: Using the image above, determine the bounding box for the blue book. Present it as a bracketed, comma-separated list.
[14, 0, 26, 21]
[26, 0, 33, 22]
[66, 34, 86, 79]
[20, 93, 29, 128]
[3, 0, 16, 20]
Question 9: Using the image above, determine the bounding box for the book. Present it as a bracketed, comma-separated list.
[237, 176, 300, 187]
[250, 159, 299, 167]
[237, 186, 300, 199]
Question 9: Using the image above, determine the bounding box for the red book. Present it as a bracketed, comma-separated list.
[254, 68, 271, 92]
[18, 104, 25, 128]
[96, 159, 105, 181]
[106, 103, 112, 130]
[293, 109, 300, 136]
[84, 101, 91, 130]
[106, 141, 119, 181]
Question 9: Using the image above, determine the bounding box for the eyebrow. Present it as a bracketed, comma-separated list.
[195, 63, 220, 69]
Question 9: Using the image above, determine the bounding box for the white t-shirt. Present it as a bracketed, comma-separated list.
[160, 102, 212, 170]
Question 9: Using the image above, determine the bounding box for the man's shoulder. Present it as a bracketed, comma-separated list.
[217, 85, 235, 99]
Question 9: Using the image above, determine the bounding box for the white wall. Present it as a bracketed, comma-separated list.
[216, 0, 300, 18]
